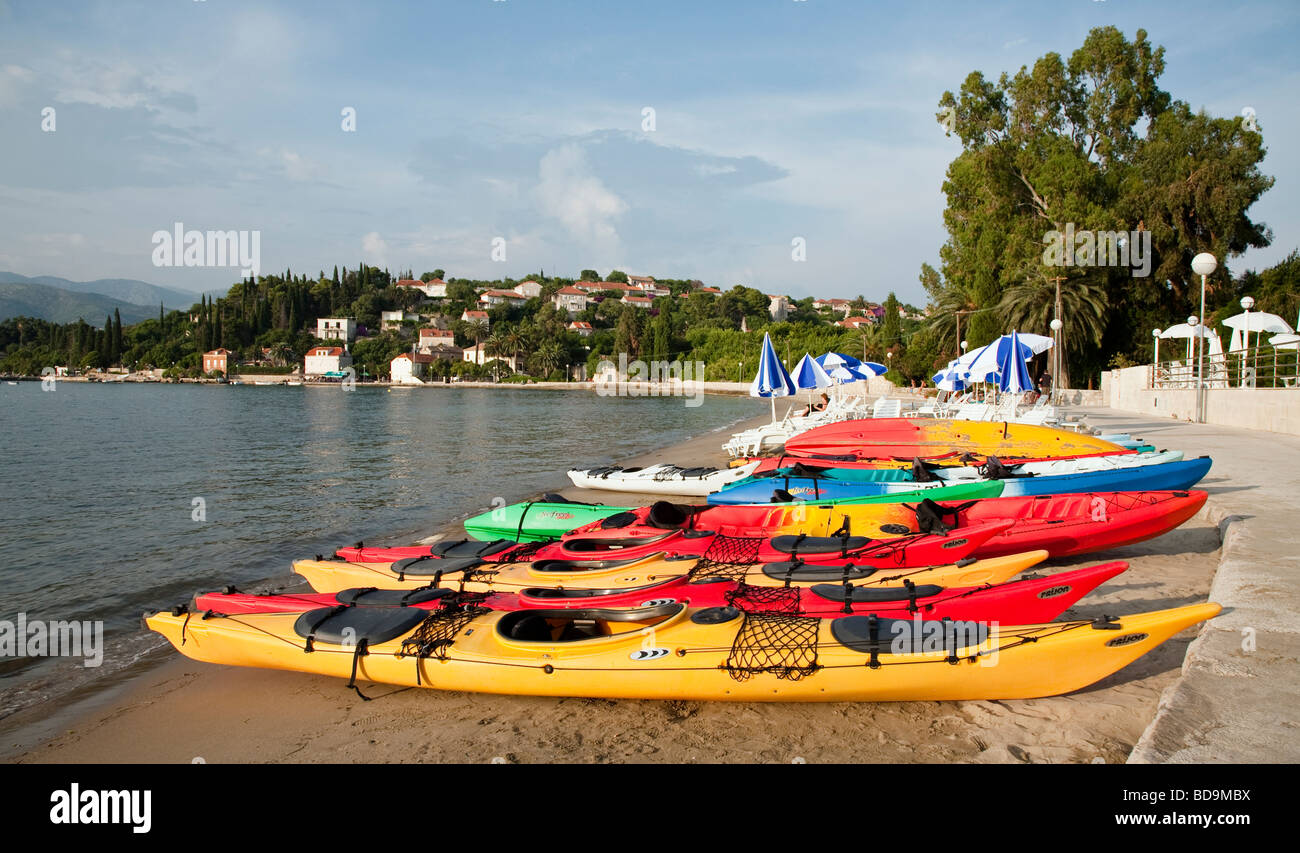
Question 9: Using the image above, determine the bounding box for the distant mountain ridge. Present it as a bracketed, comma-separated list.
[0, 282, 159, 325]
[0, 271, 208, 312]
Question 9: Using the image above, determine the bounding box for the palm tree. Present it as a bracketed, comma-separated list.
[926, 285, 980, 359]
[484, 330, 509, 380]
[996, 269, 1109, 390]
[839, 323, 884, 363]
[534, 340, 566, 379]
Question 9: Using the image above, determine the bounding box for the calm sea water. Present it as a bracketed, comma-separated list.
[0, 382, 763, 721]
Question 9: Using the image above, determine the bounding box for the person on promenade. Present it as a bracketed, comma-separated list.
[1038, 371, 1053, 398]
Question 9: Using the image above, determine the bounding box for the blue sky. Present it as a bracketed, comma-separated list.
[1, 0, 1297, 305]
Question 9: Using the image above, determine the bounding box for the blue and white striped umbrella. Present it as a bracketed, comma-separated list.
[964, 334, 1037, 383]
[932, 360, 969, 392]
[750, 332, 797, 419]
[816, 352, 885, 384]
[791, 352, 833, 391]
[995, 330, 1035, 393]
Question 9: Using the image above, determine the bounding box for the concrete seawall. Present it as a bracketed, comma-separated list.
[1101, 365, 1300, 435]
[1067, 408, 1300, 763]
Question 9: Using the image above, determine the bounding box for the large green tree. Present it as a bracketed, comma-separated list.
[931, 26, 1272, 386]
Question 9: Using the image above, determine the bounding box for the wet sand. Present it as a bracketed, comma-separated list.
[7, 410, 1221, 764]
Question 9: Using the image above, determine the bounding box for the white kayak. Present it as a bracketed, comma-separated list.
[568, 460, 762, 496]
[930, 449, 1185, 483]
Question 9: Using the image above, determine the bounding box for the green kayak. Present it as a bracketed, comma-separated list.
[463, 480, 1004, 542]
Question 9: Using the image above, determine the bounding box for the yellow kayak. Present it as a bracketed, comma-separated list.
[292, 550, 1047, 595]
[785, 419, 1126, 460]
[144, 601, 1220, 702]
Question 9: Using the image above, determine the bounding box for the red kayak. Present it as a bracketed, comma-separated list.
[556, 491, 1207, 560]
[193, 561, 1127, 623]
[960, 490, 1206, 558]
[333, 518, 1014, 573]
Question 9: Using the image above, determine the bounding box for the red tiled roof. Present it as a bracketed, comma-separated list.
[419, 327, 453, 336]
[308, 346, 345, 356]
[395, 279, 422, 287]
[568, 321, 592, 329]
[462, 310, 489, 319]
[555, 286, 586, 295]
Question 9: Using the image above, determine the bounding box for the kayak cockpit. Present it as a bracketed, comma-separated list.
[496, 603, 683, 644]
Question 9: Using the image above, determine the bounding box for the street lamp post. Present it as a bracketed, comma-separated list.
[1241, 295, 1256, 385]
[1152, 328, 1163, 387]
[1191, 253, 1218, 422]
[1050, 317, 1064, 403]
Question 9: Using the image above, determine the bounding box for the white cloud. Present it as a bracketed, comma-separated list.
[533, 144, 627, 244]
[0, 64, 34, 108]
[361, 231, 389, 265]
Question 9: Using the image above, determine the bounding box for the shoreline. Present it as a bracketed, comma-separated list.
[6, 402, 1230, 765]
[0, 404, 776, 761]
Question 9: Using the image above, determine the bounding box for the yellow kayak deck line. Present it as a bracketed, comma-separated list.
[145, 601, 1220, 702]
[292, 550, 1048, 594]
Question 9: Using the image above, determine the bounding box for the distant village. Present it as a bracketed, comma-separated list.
[192, 276, 913, 385]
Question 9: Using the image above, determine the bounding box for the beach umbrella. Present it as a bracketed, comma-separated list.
[816, 352, 884, 384]
[964, 334, 1035, 383]
[1160, 323, 1220, 361]
[790, 352, 833, 406]
[1008, 332, 1055, 355]
[1221, 310, 1294, 359]
[932, 360, 969, 392]
[995, 331, 1035, 393]
[749, 331, 797, 420]
[1269, 333, 1300, 351]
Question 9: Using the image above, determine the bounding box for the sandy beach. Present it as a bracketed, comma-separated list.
[6, 406, 1221, 764]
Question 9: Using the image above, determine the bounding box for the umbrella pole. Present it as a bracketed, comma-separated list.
[771, 396, 776, 422]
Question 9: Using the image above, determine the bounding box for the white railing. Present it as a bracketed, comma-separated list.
[1152, 340, 1300, 390]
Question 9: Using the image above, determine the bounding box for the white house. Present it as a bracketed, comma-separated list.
[478, 289, 527, 308]
[460, 309, 490, 330]
[416, 327, 457, 353]
[304, 346, 353, 377]
[316, 318, 357, 342]
[768, 294, 790, 322]
[513, 280, 543, 298]
[622, 294, 653, 309]
[568, 321, 593, 337]
[395, 279, 448, 298]
[390, 352, 434, 384]
[462, 343, 518, 370]
[552, 286, 588, 316]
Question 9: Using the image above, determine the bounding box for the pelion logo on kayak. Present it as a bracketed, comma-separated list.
[49, 784, 151, 834]
[594, 354, 706, 408]
[151, 222, 261, 277]
[0, 613, 103, 668]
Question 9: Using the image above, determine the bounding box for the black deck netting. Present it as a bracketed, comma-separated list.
[724, 582, 802, 613]
[505, 540, 547, 561]
[397, 605, 491, 661]
[723, 611, 822, 681]
[686, 535, 765, 582]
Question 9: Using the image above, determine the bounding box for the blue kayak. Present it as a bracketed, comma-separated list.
[706, 456, 1213, 504]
